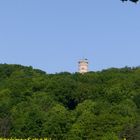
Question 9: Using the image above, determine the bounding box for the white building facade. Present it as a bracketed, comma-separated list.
[78, 59, 88, 74]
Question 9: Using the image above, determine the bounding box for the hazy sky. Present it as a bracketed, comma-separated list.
[0, 0, 140, 73]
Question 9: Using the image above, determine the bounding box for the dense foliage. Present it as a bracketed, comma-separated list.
[121, 0, 139, 3]
[0, 64, 140, 139]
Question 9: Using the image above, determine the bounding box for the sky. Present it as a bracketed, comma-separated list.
[0, 0, 140, 73]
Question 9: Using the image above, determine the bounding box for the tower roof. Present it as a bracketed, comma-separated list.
[78, 58, 88, 63]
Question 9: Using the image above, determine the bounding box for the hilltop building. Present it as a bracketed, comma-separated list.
[78, 59, 88, 74]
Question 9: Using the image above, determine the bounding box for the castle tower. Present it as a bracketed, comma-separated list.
[78, 59, 88, 74]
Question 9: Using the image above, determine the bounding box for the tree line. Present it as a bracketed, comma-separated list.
[0, 64, 140, 139]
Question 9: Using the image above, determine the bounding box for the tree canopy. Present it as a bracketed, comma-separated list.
[0, 64, 140, 139]
[121, 0, 139, 3]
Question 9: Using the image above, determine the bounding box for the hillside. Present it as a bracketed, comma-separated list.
[0, 64, 140, 139]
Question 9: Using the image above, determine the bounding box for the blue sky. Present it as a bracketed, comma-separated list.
[0, 0, 140, 73]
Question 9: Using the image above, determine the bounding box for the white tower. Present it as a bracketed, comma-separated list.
[78, 59, 88, 74]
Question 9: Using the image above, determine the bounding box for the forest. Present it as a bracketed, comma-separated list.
[0, 64, 140, 140]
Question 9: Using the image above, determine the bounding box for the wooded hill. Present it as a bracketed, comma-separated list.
[0, 64, 140, 139]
